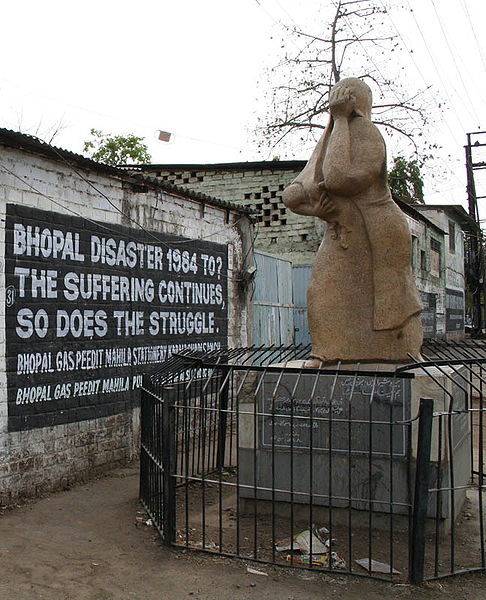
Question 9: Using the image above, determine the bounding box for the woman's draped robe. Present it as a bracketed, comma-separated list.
[284, 124, 423, 363]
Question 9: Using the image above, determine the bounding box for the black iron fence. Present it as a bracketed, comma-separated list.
[140, 342, 486, 583]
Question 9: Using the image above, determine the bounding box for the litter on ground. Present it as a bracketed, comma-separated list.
[355, 558, 401, 574]
[275, 525, 346, 570]
[246, 567, 269, 576]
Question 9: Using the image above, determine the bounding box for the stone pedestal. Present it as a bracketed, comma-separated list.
[238, 365, 470, 531]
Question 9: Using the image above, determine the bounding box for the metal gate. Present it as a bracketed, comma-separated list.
[140, 341, 486, 583]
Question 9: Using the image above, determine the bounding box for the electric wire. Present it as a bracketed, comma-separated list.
[403, 0, 468, 133]
[378, 0, 465, 188]
[461, 0, 486, 82]
[254, 0, 291, 32]
[272, 0, 298, 27]
[0, 159, 246, 285]
[0, 160, 126, 238]
[0, 75, 245, 154]
[330, 0, 424, 133]
[328, 0, 462, 197]
[33, 134, 247, 250]
[429, 0, 483, 123]
[378, 0, 463, 147]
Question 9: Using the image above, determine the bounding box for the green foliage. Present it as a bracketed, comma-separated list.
[83, 129, 151, 166]
[388, 155, 424, 204]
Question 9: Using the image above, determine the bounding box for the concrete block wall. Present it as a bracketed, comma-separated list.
[144, 163, 465, 341]
[0, 145, 252, 504]
[151, 166, 323, 265]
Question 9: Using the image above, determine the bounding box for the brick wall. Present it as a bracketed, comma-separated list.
[147, 164, 324, 265]
[0, 412, 138, 504]
[0, 144, 252, 504]
[139, 163, 466, 340]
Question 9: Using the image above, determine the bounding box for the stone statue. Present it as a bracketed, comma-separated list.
[283, 77, 423, 364]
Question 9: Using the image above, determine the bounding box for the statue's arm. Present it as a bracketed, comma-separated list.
[283, 133, 326, 216]
[323, 117, 385, 197]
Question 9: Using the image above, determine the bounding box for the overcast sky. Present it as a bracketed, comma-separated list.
[1, 0, 485, 210]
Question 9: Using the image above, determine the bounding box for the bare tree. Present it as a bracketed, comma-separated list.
[15, 111, 68, 145]
[256, 0, 436, 160]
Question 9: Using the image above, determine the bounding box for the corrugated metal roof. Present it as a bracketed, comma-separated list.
[0, 128, 254, 216]
[120, 160, 308, 172]
[394, 197, 447, 235]
[413, 204, 478, 233]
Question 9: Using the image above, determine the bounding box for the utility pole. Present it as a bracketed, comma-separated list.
[465, 132, 486, 336]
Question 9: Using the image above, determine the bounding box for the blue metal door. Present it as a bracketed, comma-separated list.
[253, 251, 294, 346]
[292, 264, 312, 346]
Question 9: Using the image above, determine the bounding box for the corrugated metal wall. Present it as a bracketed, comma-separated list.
[292, 264, 312, 346]
[254, 251, 294, 346]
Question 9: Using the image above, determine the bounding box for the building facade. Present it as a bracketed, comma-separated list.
[0, 130, 253, 503]
[131, 161, 470, 341]
[413, 204, 474, 339]
[126, 161, 326, 265]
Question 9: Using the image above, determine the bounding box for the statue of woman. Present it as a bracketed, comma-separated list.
[283, 77, 423, 364]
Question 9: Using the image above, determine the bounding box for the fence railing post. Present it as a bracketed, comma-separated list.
[217, 365, 230, 470]
[410, 397, 434, 585]
[139, 387, 150, 506]
[162, 386, 176, 546]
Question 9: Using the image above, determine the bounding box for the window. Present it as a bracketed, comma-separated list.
[430, 238, 441, 278]
[448, 221, 456, 253]
[420, 250, 427, 271]
[411, 237, 417, 268]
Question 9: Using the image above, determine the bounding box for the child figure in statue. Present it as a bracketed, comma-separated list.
[283, 77, 423, 364]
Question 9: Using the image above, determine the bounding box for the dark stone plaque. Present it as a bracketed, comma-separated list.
[260, 372, 408, 456]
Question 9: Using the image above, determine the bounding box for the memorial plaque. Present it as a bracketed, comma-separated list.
[260, 373, 408, 456]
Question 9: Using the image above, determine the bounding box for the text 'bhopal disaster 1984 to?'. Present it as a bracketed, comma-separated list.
[11, 223, 225, 340]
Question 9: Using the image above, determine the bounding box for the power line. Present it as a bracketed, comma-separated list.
[254, 0, 290, 31]
[460, 0, 486, 84]
[0, 158, 246, 284]
[378, 1, 462, 143]
[41, 137, 246, 250]
[430, 0, 483, 124]
[378, 0, 465, 187]
[403, 0, 469, 134]
[330, 0, 424, 131]
[398, 0, 473, 188]
[272, 0, 299, 27]
[0, 75, 245, 154]
[0, 161, 124, 237]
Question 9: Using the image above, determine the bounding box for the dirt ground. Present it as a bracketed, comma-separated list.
[0, 463, 485, 600]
